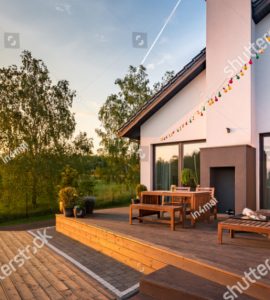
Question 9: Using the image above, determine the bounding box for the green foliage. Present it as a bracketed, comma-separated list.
[60, 165, 79, 188]
[0, 50, 76, 207]
[78, 174, 95, 196]
[96, 65, 175, 185]
[59, 187, 78, 209]
[135, 184, 147, 198]
[181, 168, 195, 187]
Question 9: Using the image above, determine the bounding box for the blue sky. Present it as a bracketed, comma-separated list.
[0, 0, 206, 150]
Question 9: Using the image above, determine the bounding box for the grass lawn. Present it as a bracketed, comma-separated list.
[0, 214, 55, 227]
[0, 182, 135, 225]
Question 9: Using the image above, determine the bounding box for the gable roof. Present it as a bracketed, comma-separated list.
[119, 1, 270, 140]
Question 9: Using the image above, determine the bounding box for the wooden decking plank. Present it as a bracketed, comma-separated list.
[1, 232, 51, 300]
[0, 235, 36, 300]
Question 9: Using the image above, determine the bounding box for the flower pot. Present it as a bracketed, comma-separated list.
[83, 196, 96, 214]
[64, 207, 74, 217]
[73, 206, 86, 218]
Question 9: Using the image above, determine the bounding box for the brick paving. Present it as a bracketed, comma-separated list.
[32, 227, 142, 293]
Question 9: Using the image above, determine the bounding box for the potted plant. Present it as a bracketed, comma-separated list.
[82, 196, 96, 214]
[59, 187, 78, 217]
[134, 184, 147, 203]
[73, 198, 86, 218]
[181, 168, 195, 188]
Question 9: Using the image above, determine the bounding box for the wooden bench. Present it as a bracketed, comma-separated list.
[218, 218, 270, 244]
[129, 204, 184, 231]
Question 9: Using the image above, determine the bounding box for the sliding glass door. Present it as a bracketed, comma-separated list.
[154, 144, 179, 190]
[153, 141, 206, 190]
[260, 134, 270, 209]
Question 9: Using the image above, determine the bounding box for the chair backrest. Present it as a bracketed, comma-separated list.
[176, 186, 191, 192]
[196, 187, 215, 198]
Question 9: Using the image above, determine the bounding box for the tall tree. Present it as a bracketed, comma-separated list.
[0, 50, 76, 207]
[96, 65, 174, 183]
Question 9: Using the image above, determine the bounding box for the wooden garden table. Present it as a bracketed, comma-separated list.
[141, 191, 211, 226]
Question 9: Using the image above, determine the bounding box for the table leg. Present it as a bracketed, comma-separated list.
[230, 230, 234, 239]
[129, 205, 133, 225]
[182, 207, 186, 228]
[218, 225, 223, 244]
[171, 210, 175, 231]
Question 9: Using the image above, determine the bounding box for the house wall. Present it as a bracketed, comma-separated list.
[140, 71, 206, 189]
[254, 13, 270, 209]
[206, 0, 253, 148]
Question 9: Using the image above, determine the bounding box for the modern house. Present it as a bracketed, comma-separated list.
[119, 0, 270, 214]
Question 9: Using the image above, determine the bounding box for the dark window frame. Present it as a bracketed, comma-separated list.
[153, 139, 206, 190]
[259, 133, 270, 209]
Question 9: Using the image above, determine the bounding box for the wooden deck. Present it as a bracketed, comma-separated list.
[0, 231, 115, 300]
[56, 207, 270, 299]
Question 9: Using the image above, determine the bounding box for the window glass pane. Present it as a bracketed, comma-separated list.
[262, 136, 270, 209]
[183, 142, 206, 187]
[154, 145, 178, 190]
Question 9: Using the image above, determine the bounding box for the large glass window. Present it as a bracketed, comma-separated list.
[154, 144, 179, 190]
[182, 142, 206, 187]
[261, 134, 270, 209]
[154, 141, 206, 190]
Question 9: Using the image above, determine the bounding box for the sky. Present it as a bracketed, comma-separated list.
[0, 0, 206, 151]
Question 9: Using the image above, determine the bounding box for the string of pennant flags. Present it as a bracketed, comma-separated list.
[160, 47, 266, 142]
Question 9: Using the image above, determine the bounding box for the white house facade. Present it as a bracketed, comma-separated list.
[119, 0, 270, 214]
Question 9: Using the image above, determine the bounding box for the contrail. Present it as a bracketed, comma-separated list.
[141, 0, 183, 65]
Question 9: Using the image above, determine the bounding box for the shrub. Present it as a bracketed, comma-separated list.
[135, 184, 147, 198]
[59, 187, 78, 209]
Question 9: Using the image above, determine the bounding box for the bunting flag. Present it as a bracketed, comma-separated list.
[160, 49, 265, 142]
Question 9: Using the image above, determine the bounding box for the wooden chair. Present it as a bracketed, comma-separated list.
[170, 187, 191, 224]
[196, 187, 217, 219]
[171, 187, 191, 204]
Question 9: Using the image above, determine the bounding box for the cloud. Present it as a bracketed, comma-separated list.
[146, 63, 155, 70]
[55, 3, 71, 15]
[94, 33, 108, 43]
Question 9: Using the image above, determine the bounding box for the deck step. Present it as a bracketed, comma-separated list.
[136, 266, 255, 300]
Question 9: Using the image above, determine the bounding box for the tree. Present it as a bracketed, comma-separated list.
[0, 50, 76, 207]
[96, 65, 174, 184]
[72, 132, 93, 156]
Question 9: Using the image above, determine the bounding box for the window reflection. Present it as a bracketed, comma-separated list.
[183, 142, 206, 187]
[154, 145, 178, 190]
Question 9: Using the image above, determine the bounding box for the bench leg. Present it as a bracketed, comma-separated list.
[129, 206, 133, 225]
[218, 225, 223, 244]
[171, 211, 175, 231]
[230, 230, 234, 239]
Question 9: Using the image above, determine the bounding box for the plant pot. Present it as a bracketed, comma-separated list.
[64, 207, 74, 217]
[59, 201, 64, 213]
[83, 196, 96, 214]
[73, 206, 86, 218]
